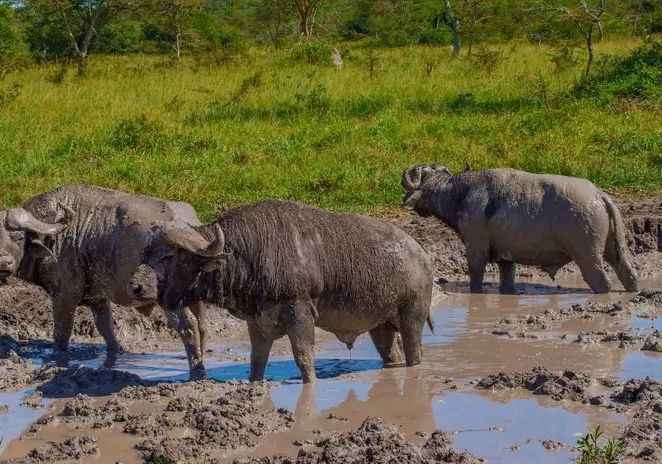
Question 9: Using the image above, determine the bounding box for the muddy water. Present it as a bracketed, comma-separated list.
[1, 275, 661, 463]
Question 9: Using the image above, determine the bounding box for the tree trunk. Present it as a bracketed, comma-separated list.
[444, 0, 461, 56]
[585, 27, 594, 77]
[77, 52, 87, 75]
[299, 8, 314, 37]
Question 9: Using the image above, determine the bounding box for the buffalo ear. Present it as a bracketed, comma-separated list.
[402, 190, 423, 209]
[402, 166, 423, 192]
[25, 236, 57, 261]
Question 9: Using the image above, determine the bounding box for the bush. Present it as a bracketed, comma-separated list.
[576, 41, 662, 103]
[288, 40, 334, 66]
[418, 26, 452, 45]
[0, 4, 30, 76]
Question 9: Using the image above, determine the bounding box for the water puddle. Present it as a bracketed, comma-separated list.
[1, 275, 660, 462]
[618, 351, 662, 382]
[632, 315, 662, 334]
[0, 390, 52, 448]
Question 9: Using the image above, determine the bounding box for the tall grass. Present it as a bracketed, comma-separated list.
[0, 38, 660, 219]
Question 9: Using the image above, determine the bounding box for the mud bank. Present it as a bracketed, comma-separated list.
[491, 289, 662, 346]
[477, 368, 662, 460]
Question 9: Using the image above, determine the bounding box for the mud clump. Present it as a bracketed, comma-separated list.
[38, 365, 148, 398]
[0, 358, 39, 391]
[612, 378, 662, 405]
[2, 436, 99, 463]
[235, 417, 482, 464]
[477, 367, 592, 402]
[135, 381, 292, 463]
[61, 394, 95, 417]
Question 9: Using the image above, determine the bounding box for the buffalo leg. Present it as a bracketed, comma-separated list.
[575, 253, 611, 294]
[498, 262, 517, 294]
[247, 322, 274, 381]
[398, 308, 425, 367]
[165, 308, 205, 380]
[52, 297, 77, 353]
[466, 245, 488, 293]
[90, 300, 123, 354]
[280, 300, 316, 384]
[190, 301, 208, 353]
[604, 246, 639, 293]
[369, 323, 404, 368]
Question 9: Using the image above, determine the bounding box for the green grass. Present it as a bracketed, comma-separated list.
[0, 38, 660, 220]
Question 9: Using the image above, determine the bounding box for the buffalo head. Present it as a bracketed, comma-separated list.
[128, 222, 226, 311]
[401, 164, 452, 217]
[0, 208, 68, 283]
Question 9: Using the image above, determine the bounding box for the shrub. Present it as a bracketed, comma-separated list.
[288, 40, 334, 66]
[576, 41, 662, 103]
[418, 26, 452, 45]
[576, 426, 626, 464]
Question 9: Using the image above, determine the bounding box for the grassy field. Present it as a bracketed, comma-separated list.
[0, 38, 660, 219]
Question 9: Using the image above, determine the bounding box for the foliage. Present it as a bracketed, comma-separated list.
[288, 39, 333, 65]
[0, 3, 29, 76]
[0, 39, 660, 219]
[576, 426, 626, 464]
[576, 40, 662, 103]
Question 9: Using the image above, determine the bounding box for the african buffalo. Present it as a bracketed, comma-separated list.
[402, 164, 638, 294]
[129, 200, 433, 383]
[2, 185, 218, 377]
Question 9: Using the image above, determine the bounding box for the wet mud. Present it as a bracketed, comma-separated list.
[0, 197, 661, 463]
[234, 416, 482, 464]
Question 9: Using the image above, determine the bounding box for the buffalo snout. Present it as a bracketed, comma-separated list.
[127, 264, 158, 312]
[0, 255, 16, 282]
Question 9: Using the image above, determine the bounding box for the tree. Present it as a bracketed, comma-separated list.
[25, 0, 130, 73]
[255, 0, 292, 47]
[535, 1, 606, 76]
[271, 0, 323, 38]
[463, 0, 490, 56]
[157, 0, 202, 60]
[443, 0, 460, 55]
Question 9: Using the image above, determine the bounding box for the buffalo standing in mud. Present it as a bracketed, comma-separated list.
[0, 185, 217, 377]
[130, 200, 433, 383]
[402, 164, 638, 294]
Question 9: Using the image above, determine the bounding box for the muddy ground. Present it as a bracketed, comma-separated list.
[0, 197, 661, 463]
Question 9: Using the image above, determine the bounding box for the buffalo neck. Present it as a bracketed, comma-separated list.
[426, 176, 464, 231]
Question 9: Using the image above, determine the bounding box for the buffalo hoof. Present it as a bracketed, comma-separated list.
[383, 361, 406, 369]
[189, 364, 207, 381]
[50, 350, 71, 367]
[499, 286, 519, 295]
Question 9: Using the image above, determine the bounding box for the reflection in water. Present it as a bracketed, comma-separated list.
[433, 392, 591, 463]
[0, 390, 52, 452]
[264, 369, 623, 463]
[619, 352, 662, 382]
